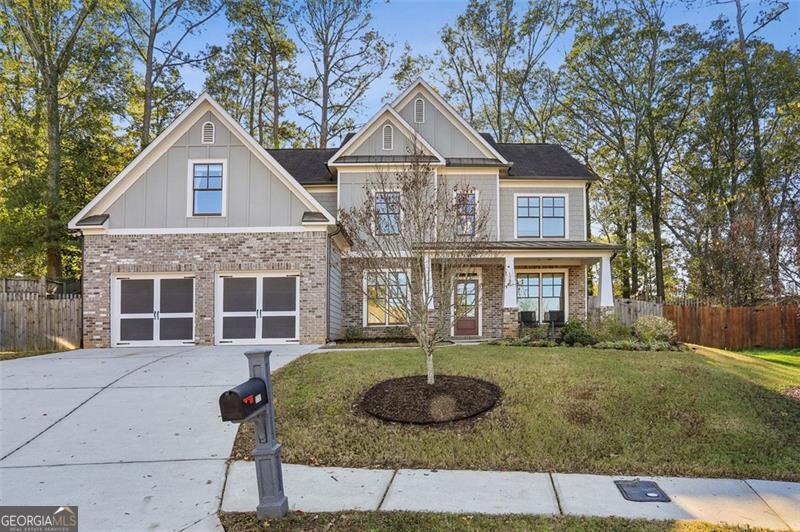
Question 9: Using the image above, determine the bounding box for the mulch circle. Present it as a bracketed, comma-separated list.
[359, 374, 502, 424]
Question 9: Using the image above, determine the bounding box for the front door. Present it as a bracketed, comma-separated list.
[112, 275, 195, 346]
[216, 273, 299, 344]
[453, 278, 479, 336]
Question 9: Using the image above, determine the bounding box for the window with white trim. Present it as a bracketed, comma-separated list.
[192, 163, 223, 216]
[414, 98, 425, 123]
[374, 191, 400, 235]
[456, 191, 477, 236]
[516, 195, 565, 238]
[382, 124, 393, 150]
[366, 271, 408, 325]
[201, 121, 215, 144]
[517, 272, 565, 323]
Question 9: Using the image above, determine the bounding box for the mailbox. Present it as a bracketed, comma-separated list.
[219, 377, 268, 422]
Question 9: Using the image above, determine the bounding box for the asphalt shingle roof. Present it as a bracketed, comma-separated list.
[267, 148, 337, 185]
[480, 133, 595, 179]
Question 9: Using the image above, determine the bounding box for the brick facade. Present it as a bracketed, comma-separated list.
[82, 231, 329, 347]
[338, 259, 587, 340]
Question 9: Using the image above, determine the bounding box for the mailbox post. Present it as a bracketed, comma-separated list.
[219, 349, 288, 519]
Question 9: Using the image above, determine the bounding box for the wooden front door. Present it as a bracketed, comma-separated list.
[454, 278, 479, 336]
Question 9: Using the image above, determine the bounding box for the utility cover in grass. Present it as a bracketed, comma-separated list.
[360, 375, 502, 424]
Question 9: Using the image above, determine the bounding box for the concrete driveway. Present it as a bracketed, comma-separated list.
[0, 344, 317, 531]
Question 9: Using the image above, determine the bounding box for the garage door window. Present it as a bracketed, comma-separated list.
[114, 276, 195, 346]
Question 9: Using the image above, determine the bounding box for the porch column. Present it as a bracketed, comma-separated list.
[424, 254, 434, 310]
[599, 255, 614, 308]
[502, 256, 519, 337]
[503, 256, 517, 308]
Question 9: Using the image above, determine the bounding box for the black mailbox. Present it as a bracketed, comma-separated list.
[219, 377, 268, 422]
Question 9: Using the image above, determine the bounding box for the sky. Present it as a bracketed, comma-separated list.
[175, 0, 800, 138]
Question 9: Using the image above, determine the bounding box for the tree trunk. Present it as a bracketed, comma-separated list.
[45, 75, 63, 279]
[271, 49, 280, 148]
[425, 346, 435, 385]
[141, 4, 157, 148]
[628, 192, 639, 296]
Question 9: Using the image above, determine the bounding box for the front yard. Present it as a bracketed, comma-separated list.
[234, 344, 800, 480]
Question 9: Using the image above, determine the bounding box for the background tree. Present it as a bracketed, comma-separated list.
[293, 0, 392, 148]
[338, 147, 492, 384]
[124, 0, 223, 147]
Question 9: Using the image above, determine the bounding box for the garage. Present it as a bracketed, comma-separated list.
[112, 275, 195, 346]
[215, 272, 299, 344]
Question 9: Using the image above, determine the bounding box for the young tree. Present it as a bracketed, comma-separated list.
[338, 146, 491, 384]
[124, 0, 223, 147]
[293, 0, 392, 148]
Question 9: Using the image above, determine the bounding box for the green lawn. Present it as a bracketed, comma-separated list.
[219, 511, 758, 532]
[234, 345, 800, 480]
[738, 347, 800, 370]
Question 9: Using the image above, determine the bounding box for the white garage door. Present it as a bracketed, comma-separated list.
[215, 273, 299, 344]
[112, 275, 195, 346]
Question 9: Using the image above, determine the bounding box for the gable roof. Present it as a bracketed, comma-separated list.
[68, 93, 335, 230]
[328, 104, 445, 166]
[267, 148, 337, 184]
[392, 79, 510, 165]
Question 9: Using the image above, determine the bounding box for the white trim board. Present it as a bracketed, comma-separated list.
[69, 93, 335, 230]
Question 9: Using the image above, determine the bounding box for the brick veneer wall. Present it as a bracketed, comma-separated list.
[82, 231, 329, 347]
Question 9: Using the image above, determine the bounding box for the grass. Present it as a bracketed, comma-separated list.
[219, 511, 759, 532]
[0, 350, 54, 361]
[233, 345, 800, 480]
[738, 347, 800, 370]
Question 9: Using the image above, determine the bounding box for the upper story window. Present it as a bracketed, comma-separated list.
[192, 162, 224, 216]
[374, 191, 400, 235]
[515, 195, 565, 238]
[414, 98, 425, 123]
[456, 191, 477, 236]
[201, 121, 215, 144]
[366, 271, 408, 325]
[382, 125, 393, 150]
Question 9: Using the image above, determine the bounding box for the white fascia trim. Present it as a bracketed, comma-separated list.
[392, 79, 509, 165]
[328, 105, 445, 166]
[69, 93, 335, 229]
[500, 179, 588, 188]
[82, 226, 326, 236]
[304, 184, 338, 193]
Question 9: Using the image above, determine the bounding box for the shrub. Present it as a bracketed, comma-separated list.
[519, 324, 550, 341]
[592, 340, 649, 351]
[588, 315, 633, 342]
[634, 315, 676, 343]
[343, 325, 364, 340]
[560, 320, 597, 346]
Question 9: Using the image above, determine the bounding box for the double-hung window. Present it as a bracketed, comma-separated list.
[515, 195, 565, 238]
[192, 162, 224, 216]
[516, 272, 565, 323]
[366, 271, 408, 326]
[456, 192, 477, 236]
[375, 191, 400, 235]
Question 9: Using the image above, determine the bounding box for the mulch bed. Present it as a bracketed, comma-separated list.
[359, 374, 502, 424]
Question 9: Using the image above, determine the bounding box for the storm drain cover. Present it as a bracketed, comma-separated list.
[614, 480, 671, 502]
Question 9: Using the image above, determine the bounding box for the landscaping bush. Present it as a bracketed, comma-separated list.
[519, 324, 550, 341]
[560, 320, 597, 346]
[592, 339, 688, 352]
[634, 315, 676, 343]
[343, 325, 364, 340]
[587, 315, 633, 342]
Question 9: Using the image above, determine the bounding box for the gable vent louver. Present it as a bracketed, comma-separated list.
[201, 121, 215, 144]
[382, 125, 393, 150]
[414, 98, 425, 123]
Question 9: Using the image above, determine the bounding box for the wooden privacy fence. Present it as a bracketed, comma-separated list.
[588, 297, 663, 325]
[663, 304, 800, 350]
[0, 293, 82, 352]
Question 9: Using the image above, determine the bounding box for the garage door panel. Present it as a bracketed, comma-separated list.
[120, 279, 154, 314]
[159, 317, 193, 341]
[120, 318, 154, 341]
[262, 277, 296, 312]
[160, 279, 194, 313]
[262, 316, 295, 339]
[222, 316, 256, 339]
[223, 278, 257, 312]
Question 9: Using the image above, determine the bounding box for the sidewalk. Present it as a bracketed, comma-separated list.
[222, 462, 800, 530]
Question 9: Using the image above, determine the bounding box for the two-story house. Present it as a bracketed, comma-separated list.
[69, 79, 618, 348]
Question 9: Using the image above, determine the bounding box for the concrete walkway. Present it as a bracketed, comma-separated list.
[0, 344, 316, 532]
[223, 462, 800, 530]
